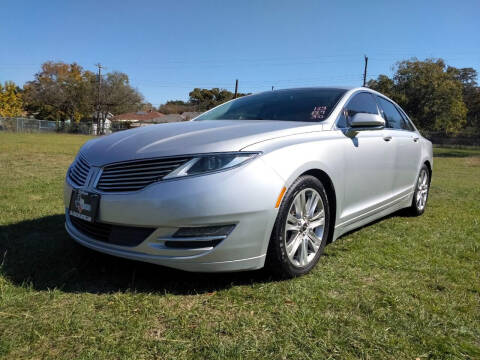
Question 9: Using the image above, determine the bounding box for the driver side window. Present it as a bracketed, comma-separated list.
[337, 92, 378, 128]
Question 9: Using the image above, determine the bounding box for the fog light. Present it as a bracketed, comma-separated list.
[162, 224, 236, 249]
[173, 225, 235, 238]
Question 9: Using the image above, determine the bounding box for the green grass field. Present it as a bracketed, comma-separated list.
[0, 132, 479, 359]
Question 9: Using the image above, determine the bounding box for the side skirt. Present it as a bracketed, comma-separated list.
[332, 191, 413, 242]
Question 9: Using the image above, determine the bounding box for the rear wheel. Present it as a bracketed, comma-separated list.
[267, 175, 330, 278]
[408, 164, 430, 216]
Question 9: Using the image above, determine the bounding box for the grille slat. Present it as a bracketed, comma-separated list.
[98, 180, 156, 186]
[68, 154, 91, 187]
[70, 169, 87, 184]
[105, 158, 190, 170]
[74, 168, 88, 178]
[76, 159, 90, 172]
[99, 168, 173, 177]
[99, 177, 165, 184]
[77, 156, 90, 168]
[73, 169, 88, 180]
[74, 168, 88, 177]
[69, 173, 84, 186]
[100, 165, 185, 175]
[99, 186, 147, 191]
[97, 156, 192, 192]
[75, 160, 89, 170]
[99, 173, 168, 181]
[100, 178, 159, 183]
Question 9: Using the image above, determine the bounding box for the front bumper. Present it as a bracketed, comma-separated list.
[64, 158, 284, 272]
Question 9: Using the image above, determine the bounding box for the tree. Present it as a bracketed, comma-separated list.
[447, 67, 480, 131]
[158, 100, 194, 114]
[465, 87, 480, 131]
[189, 88, 249, 111]
[158, 88, 250, 115]
[0, 81, 23, 117]
[368, 58, 468, 134]
[139, 102, 155, 112]
[23, 61, 92, 121]
[23, 62, 144, 130]
[366, 75, 395, 100]
[97, 72, 143, 123]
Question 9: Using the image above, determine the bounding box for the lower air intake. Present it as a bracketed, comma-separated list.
[69, 215, 155, 247]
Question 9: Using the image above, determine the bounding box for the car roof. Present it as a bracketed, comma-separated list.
[271, 86, 357, 91]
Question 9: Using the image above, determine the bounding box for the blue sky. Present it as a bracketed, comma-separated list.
[2, 0, 479, 105]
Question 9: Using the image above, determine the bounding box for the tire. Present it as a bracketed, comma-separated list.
[266, 175, 330, 278]
[408, 164, 430, 216]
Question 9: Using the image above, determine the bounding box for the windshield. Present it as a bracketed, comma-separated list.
[195, 88, 347, 122]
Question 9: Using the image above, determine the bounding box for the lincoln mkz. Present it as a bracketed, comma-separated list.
[65, 87, 432, 277]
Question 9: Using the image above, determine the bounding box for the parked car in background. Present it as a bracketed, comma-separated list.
[64, 87, 432, 277]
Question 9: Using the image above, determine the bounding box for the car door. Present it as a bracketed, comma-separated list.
[336, 92, 396, 222]
[376, 96, 421, 197]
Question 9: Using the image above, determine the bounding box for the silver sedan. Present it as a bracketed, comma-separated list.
[64, 87, 432, 277]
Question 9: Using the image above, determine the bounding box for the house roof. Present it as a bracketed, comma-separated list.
[156, 114, 185, 123]
[111, 111, 165, 122]
[129, 114, 186, 127]
[181, 112, 202, 120]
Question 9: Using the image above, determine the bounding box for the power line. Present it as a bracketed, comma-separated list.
[131, 73, 370, 87]
[2, 49, 480, 69]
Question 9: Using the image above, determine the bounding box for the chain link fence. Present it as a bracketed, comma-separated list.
[0, 117, 128, 135]
[0, 117, 58, 133]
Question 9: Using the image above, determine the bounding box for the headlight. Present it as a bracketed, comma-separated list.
[163, 152, 260, 179]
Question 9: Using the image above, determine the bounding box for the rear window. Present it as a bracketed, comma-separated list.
[195, 88, 347, 122]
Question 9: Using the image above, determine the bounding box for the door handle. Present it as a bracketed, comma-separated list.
[383, 136, 392, 142]
[413, 137, 419, 142]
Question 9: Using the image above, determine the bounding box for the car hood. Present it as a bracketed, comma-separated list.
[82, 120, 322, 166]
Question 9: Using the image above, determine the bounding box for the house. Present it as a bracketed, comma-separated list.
[92, 111, 114, 121]
[155, 114, 184, 123]
[111, 110, 201, 128]
[111, 110, 165, 123]
[181, 112, 202, 121]
[129, 113, 186, 128]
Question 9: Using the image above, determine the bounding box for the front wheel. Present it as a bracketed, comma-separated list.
[408, 164, 430, 216]
[266, 175, 330, 278]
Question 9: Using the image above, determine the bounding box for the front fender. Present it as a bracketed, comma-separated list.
[244, 131, 346, 224]
[421, 137, 433, 171]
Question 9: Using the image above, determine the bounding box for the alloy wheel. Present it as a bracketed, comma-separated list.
[416, 169, 429, 211]
[284, 188, 325, 267]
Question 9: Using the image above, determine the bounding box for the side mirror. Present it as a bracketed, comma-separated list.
[350, 113, 385, 128]
[345, 113, 385, 137]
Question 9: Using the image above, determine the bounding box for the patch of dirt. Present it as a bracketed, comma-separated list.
[146, 317, 167, 340]
[465, 156, 480, 167]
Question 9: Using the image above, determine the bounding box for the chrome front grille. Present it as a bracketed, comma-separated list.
[69, 154, 90, 187]
[96, 156, 192, 192]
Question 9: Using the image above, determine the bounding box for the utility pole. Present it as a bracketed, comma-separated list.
[363, 55, 368, 87]
[95, 63, 103, 134]
[234, 79, 238, 98]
